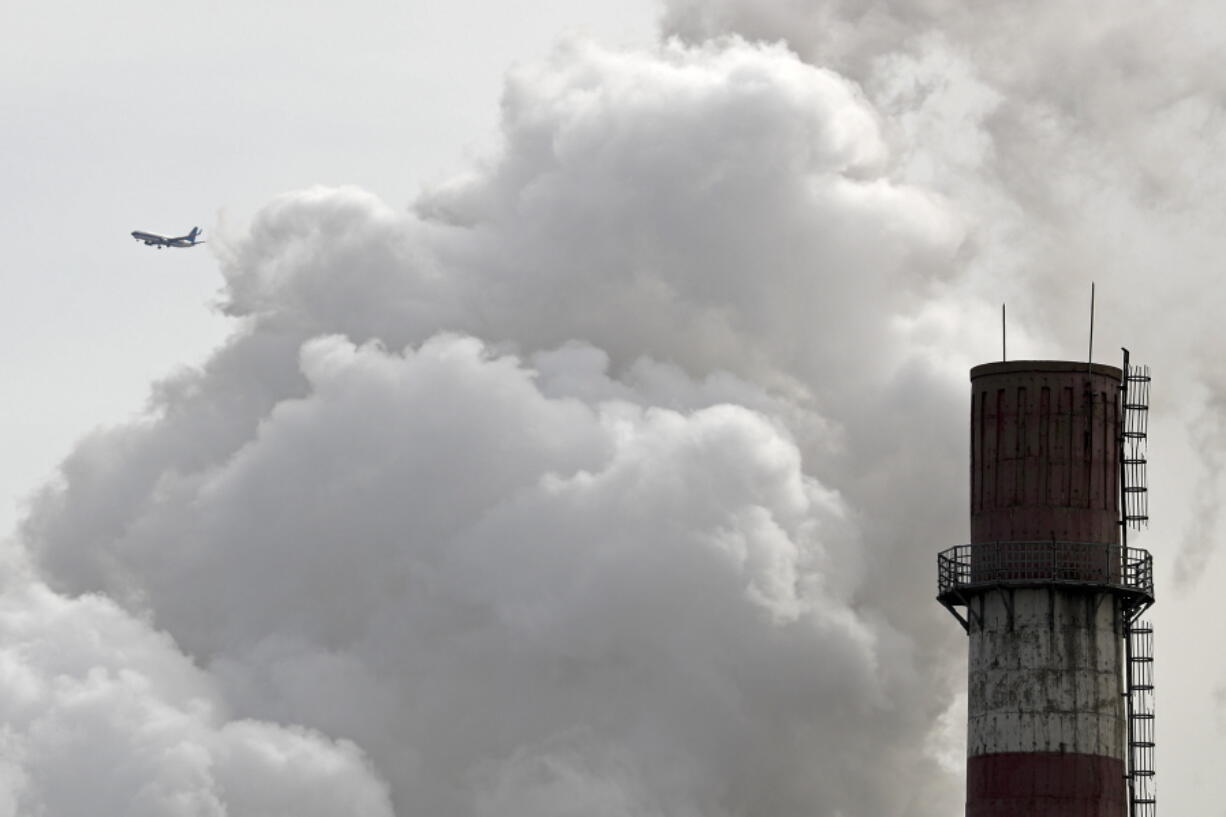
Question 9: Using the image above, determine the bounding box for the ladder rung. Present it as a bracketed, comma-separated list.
[1125, 605, 1156, 813]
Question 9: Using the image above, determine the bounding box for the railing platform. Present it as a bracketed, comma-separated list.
[937, 541, 1154, 629]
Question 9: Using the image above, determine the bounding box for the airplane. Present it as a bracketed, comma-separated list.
[131, 226, 205, 249]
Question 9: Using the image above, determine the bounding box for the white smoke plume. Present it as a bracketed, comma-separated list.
[661, 2, 1226, 811]
[11, 34, 971, 816]
[11, 2, 1226, 814]
[0, 559, 394, 816]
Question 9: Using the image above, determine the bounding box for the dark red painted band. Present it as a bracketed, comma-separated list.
[967, 752, 1126, 817]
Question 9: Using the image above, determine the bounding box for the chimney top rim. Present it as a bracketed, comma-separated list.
[971, 360, 1123, 380]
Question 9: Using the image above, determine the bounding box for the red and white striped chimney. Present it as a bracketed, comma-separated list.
[938, 361, 1154, 816]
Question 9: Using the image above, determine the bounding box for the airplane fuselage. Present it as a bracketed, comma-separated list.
[131, 227, 204, 248]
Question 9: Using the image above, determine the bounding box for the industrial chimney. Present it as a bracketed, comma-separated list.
[937, 355, 1155, 816]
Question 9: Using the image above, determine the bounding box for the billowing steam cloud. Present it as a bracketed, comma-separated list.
[11, 35, 968, 816]
[0, 566, 394, 816]
[10, 1, 1226, 814]
[661, 2, 1226, 811]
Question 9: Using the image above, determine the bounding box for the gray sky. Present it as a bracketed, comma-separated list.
[3, 1, 1225, 815]
[0, 0, 655, 536]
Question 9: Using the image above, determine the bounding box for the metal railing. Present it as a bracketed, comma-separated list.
[937, 541, 1153, 599]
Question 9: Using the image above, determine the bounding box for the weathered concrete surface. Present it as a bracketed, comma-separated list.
[968, 588, 1125, 758]
[965, 587, 1127, 815]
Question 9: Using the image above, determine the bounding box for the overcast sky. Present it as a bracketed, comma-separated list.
[3, 1, 1224, 815]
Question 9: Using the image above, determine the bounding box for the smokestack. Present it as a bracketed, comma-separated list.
[937, 359, 1156, 816]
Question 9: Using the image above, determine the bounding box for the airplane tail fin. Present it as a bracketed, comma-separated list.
[189, 227, 202, 243]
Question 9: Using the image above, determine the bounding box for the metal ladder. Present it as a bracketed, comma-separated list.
[1121, 358, 1151, 529]
[1125, 619, 1156, 817]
